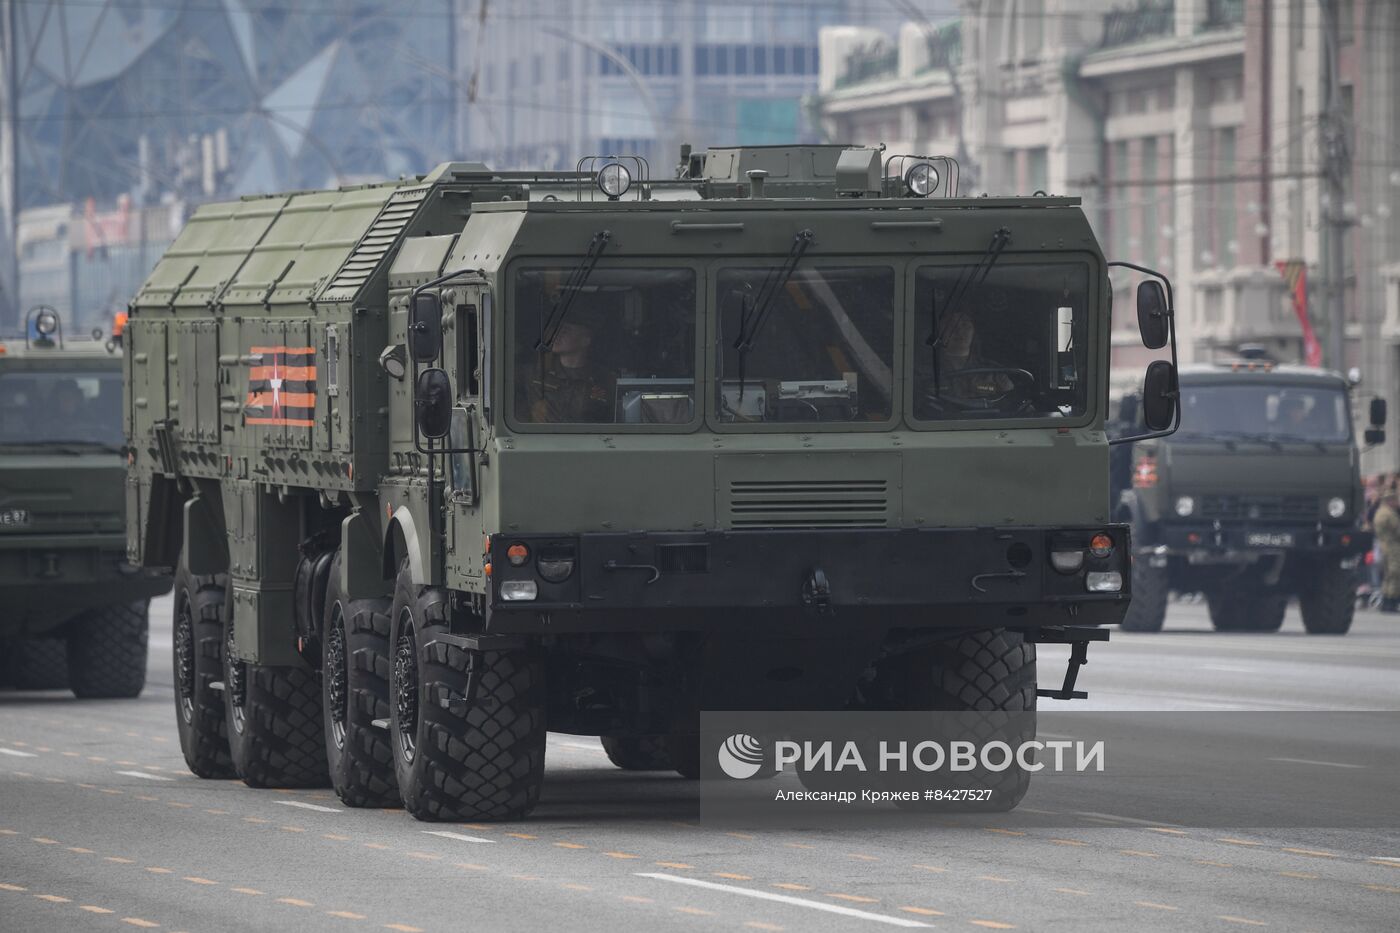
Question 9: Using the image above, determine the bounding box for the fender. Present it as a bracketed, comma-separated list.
[182, 489, 227, 576]
[386, 506, 428, 587]
[340, 508, 391, 600]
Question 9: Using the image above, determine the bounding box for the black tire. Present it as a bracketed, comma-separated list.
[1121, 552, 1169, 632]
[1207, 590, 1287, 632]
[322, 554, 399, 807]
[224, 606, 329, 788]
[67, 601, 149, 699]
[7, 637, 70, 690]
[1300, 561, 1357, 635]
[172, 569, 235, 778]
[389, 562, 546, 821]
[601, 735, 672, 771]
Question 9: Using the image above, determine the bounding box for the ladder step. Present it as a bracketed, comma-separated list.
[370, 718, 390, 731]
[209, 681, 225, 692]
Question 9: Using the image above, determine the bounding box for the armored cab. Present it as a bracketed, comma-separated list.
[0, 309, 170, 696]
[1112, 357, 1380, 634]
[126, 146, 1177, 817]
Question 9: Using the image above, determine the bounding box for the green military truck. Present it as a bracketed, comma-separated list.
[0, 308, 171, 697]
[1113, 357, 1382, 634]
[125, 146, 1176, 819]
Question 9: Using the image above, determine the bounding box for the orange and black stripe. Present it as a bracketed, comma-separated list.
[245, 345, 317, 428]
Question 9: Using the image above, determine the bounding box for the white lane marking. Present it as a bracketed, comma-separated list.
[275, 800, 342, 813]
[1074, 811, 1183, 828]
[637, 873, 931, 928]
[0, 748, 38, 758]
[1267, 757, 1364, 770]
[422, 830, 497, 844]
[115, 770, 173, 781]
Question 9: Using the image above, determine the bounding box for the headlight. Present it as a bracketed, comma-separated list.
[500, 580, 538, 601]
[1174, 496, 1195, 517]
[34, 308, 59, 335]
[1050, 550, 1085, 574]
[1086, 571, 1123, 593]
[597, 162, 632, 198]
[904, 162, 938, 197]
[536, 547, 576, 583]
[1327, 497, 1347, 519]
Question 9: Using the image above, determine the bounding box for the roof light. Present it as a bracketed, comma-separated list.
[597, 162, 632, 199]
[904, 161, 938, 197]
[34, 308, 59, 336]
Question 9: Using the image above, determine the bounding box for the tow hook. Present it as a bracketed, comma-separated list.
[802, 567, 833, 614]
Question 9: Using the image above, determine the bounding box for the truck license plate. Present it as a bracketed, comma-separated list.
[0, 508, 30, 527]
[1247, 532, 1293, 547]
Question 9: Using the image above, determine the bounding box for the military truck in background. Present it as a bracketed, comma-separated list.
[0, 308, 171, 697]
[125, 145, 1177, 819]
[1112, 355, 1381, 634]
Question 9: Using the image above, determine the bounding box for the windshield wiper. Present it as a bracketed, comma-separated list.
[925, 227, 1011, 398]
[534, 229, 611, 350]
[730, 228, 814, 401]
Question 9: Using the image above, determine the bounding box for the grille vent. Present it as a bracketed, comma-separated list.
[728, 479, 889, 529]
[1198, 494, 1316, 522]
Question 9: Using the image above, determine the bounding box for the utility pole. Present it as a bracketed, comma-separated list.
[1317, 0, 1350, 371]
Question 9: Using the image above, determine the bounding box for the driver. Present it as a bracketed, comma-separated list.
[935, 310, 1014, 400]
[523, 310, 616, 423]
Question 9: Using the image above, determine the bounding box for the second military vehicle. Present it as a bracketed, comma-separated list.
[1113, 355, 1381, 634]
[125, 145, 1177, 818]
[0, 308, 171, 697]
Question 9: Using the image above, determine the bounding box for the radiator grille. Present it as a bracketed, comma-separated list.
[1198, 494, 1316, 522]
[727, 479, 890, 529]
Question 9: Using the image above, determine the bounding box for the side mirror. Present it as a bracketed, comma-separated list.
[1365, 428, 1386, 447]
[415, 368, 453, 439]
[1370, 397, 1387, 427]
[1141, 360, 1177, 431]
[409, 292, 443, 362]
[1136, 281, 1169, 350]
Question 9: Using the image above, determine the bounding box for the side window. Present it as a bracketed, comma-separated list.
[457, 303, 480, 399]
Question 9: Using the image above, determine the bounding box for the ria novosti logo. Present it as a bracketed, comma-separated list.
[717, 733, 765, 779]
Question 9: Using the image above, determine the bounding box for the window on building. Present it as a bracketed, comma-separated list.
[1141, 137, 1158, 268]
[1110, 140, 1131, 260]
[1021, 0, 1044, 57]
[1213, 127, 1238, 264]
[773, 45, 788, 75]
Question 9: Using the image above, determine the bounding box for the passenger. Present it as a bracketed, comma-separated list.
[523, 312, 616, 423]
[1373, 483, 1400, 613]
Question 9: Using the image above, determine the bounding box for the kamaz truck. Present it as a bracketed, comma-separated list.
[125, 146, 1177, 819]
[1113, 357, 1380, 634]
[0, 308, 170, 697]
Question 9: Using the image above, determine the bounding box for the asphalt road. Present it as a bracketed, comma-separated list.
[2, 597, 1398, 933]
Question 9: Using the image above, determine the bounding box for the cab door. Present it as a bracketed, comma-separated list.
[443, 282, 488, 593]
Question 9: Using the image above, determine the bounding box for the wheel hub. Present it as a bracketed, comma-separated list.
[175, 593, 195, 724]
[226, 617, 248, 734]
[326, 607, 349, 750]
[393, 610, 419, 763]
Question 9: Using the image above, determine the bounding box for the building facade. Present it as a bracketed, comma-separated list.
[817, 0, 1400, 469]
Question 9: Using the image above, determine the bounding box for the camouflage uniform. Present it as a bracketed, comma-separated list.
[1373, 497, 1400, 604]
[525, 357, 615, 423]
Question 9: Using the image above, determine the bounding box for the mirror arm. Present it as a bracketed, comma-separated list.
[1106, 261, 1181, 445]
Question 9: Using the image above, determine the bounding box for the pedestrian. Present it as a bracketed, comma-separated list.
[1372, 482, 1400, 612]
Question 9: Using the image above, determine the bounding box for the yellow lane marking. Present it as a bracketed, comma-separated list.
[135, 796, 158, 802]
[1136, 901, 1179, 911]
[35, 894, 72, 902]
[1218, 916, 1267, 927]
[105, 857, 134, 864]
[0, 883, 28, 891]
[1148, 827, 1188, 835]
[675, 906, 713, 915]
[62, 752, 80, 758]
[279, 826, 306, 833]
[604, 852, 641, 860]
[656, 862, 693, 869]
[773, 883, 812, 891]
[985, 828, 1025, 836]
[77, 784, 97, 789]
[205, 810, 228, 816]
[458, 824, 492, 831]
[1362, 883, 1400, 893]
[363, 843, 390, 850]
[1119, 850, 1160, 858]
[745, 923, 785, 931]
[554, 843, 588, 850]
[827, 893, 879, 903]
[900, 906, 944, 916]
[978, 876, 1012, 883]
[384, 925, 425, 932]
[715, 873, 753, 880]
[1282, 848, 1338, 859]
[970, 921, 1016, 930]
[166, 803, 192, 809]
[81, 906, 116, 914]
[404, 852, 442, 861]
[242, 817, 269, 824]
[324, 834, 352, 841]
[0, 829, 16, 835]
[44, 778, 66, 784]
[562, 883, 592, 892]
[1197, 860, 1233, 868]
[326, 910, 367, 920]
[277, 897, 315, 907]
[87, 756, 108, 762]
[1054, 888, 1091, 896]
[100, 789, 123, 796]
[116, 760, 137, 766]
[145, 868, 173, 874]
[122, 919, 160, 928]
[1219, 838, 1263, 847]
[847, 853, 880, 861]
[1279, 871, 1318, 879]
[783, 843, 814, 850]
[67, 847, 95, 854]
[1049, 839, 1086, 847]
[620, 895, 654, 904]
[454, 864, 489, 872]
[510, 875, 541, 882]
[232, 888, 264, 896]
[32, 837, 58, 844]
[504, 833, 537, 840]
[183, 877, 218, 885]
[1369, 859, 1400, 869]
[726, 832, 757, 840]
[912, 864, 946, 873]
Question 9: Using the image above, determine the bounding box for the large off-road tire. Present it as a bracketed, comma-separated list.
[322, 555, 399, 807]
[389, 563, 546, 821]
[223, 610, 329, 788]
[1299, 561, 1357, 635]
[1207, 589, 1287, 632]
[1121, 552, 1169, 632]
[663, 733, 701, 780]
[6, 637, 70, 690]
[601, 735, 672, 771]
[172, 569, 235, 778]
[67, 601, 150, 699]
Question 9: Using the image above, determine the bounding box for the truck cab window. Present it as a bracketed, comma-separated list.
[914, 262, 1089, 421]
[513, 267, 696, 425]
[715, 266, 895, 424]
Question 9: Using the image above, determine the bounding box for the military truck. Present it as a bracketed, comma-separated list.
[1113, 356, 1381, 634]
[125, 145, 1177, 819]
[0, 308, 170, 697]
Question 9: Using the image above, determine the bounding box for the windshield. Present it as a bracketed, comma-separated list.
[715, 266, 895, 423]
[913, 262, 1090, 421]
[1178, 383, 1350, 443]
[0, 368, 124, 447]
[512, 267, 696, 425]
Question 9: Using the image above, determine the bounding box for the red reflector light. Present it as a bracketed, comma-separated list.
[506, 543, 530, 566]
[1187, 533, 1201, 544]
[1089, 533, 1114, 558]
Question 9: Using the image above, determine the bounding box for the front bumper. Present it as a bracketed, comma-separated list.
[1154, 521, 1371, 558]
[484, 526, 1130, 633]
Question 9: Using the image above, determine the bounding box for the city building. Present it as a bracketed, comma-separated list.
[817, 0, 1400, 469]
